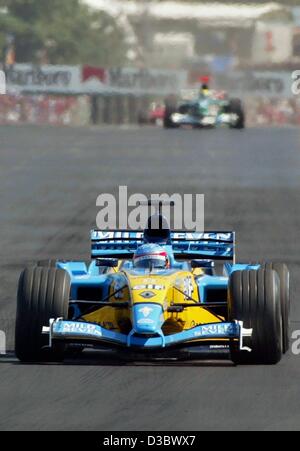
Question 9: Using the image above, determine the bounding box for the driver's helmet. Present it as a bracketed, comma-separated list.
[133, 244, 169, 269]
[199, 84, 210, 98]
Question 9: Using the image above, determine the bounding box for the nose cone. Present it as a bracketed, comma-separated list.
[132, 303, 164, 334]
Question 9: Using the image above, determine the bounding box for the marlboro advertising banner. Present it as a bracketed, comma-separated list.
[215, 71, 294, 98]
[5, 64, 295, 98]
[81, 66, 187, 95]
[5, 64, 187, 96]
[5, 64, 80, 94]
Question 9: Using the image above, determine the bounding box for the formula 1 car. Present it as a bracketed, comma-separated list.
[164, 92, 245, 129]
[138, 102, 165, 127]
[15, 213, 289, 365]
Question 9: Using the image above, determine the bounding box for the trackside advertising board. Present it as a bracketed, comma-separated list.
[215, 70, 294, 98]
[5, 64, 188, 96]
[5, 64, 296, 98]
[5, 64, 80, 94]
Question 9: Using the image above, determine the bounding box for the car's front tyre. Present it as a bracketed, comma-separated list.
[15, 267, 70, 363]
[228, 268, 282, 365]
[262, 263, 290, 353]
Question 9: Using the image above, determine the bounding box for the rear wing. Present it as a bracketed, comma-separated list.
[172, 231, 235, 261]
[91, 230, 235, 262]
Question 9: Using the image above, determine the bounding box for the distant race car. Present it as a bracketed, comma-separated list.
[15, 209, 289, 365]
[138, 102, 165, 127]
[164, 89, 245, 129]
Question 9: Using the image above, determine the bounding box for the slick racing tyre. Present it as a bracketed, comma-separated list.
[164, 97, 179, 129]
[228, 98, 245, 129]
[262, 263, 290, 354]
[15, 267, 70, 362]
[228, 268, 282, 365]
[164, 106, 178, 129]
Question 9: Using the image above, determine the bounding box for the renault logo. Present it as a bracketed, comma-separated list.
[139, 306, 153, 317]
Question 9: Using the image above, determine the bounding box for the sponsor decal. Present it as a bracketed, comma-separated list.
[142, 279, 163, 285]
[59, 322, 102, 337]
[82, 66, 107, 83]
[137, 318, 155, 326]
[172, 232, 232, 242]
[6, 65, 73, 88]
[174, 276, 194, 299]
[193, 323, 236, 338]
[109, 67, 179, 91]
[5, 64, 187, 95]
[133, 284, 165, 291]
[113, 278, 126, 299]
[216, 71, 291, 98]
[138, 306, 153, 317]
[139, 292, 156, 299]
[183, 276, 194, 300]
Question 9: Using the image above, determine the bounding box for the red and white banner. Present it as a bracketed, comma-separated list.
[81, 66, 187, 95]
[5, 64, 187, 96]
[4, 63, 297, 99]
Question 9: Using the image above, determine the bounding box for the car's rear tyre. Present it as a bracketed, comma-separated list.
[229, 268, 282, 365]
[36, 259, 58, 268]
[15, 267, 70, 363]
[228, 98, 245, 129]
[262, 263, 290, 353]
[164, 98, 179, 129]
[164, 107, 178, 129]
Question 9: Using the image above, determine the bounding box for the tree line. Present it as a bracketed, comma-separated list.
[0, 0, 127, 65]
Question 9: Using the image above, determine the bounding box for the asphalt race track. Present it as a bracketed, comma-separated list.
[0, 124, 299, 431]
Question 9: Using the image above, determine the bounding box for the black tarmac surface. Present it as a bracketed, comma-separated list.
[0, 124, 299, 430]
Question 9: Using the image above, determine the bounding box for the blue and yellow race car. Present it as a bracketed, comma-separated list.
[15, 214, 289, 365]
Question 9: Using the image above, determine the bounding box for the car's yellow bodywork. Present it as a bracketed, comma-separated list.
[83, 268, 223, 335]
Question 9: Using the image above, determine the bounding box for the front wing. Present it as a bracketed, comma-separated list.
[43, 319, 252, 351]
[171, 113, 237, 128]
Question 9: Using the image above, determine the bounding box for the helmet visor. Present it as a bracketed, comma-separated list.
[134, 255, 167, 269]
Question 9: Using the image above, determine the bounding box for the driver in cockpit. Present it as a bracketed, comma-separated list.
[133, 243, 170, 270]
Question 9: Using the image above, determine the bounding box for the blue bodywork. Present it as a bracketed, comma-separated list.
[52, 319, 240, 349]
